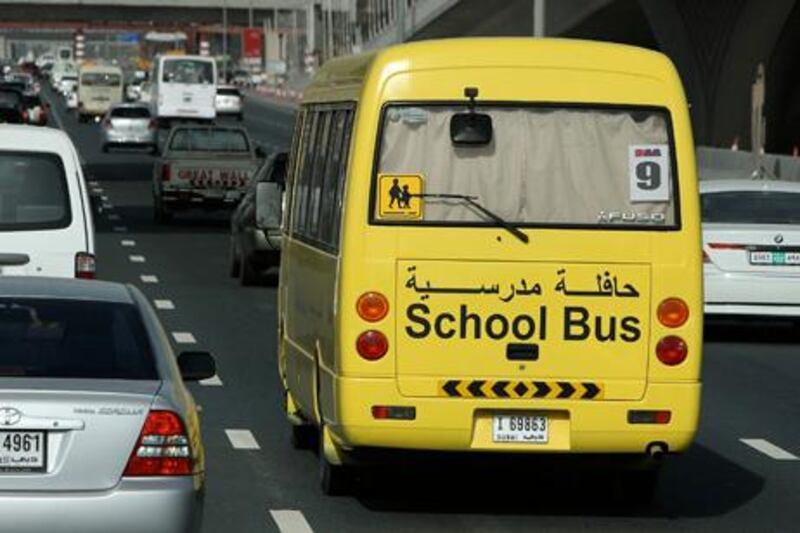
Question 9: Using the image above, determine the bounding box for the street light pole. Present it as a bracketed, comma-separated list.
[533, 0, 545, 37]
[249, 0, 254, 28]
[222, 0, 228, 82]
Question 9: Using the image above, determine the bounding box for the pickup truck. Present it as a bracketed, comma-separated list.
[153, 124, 265, 222]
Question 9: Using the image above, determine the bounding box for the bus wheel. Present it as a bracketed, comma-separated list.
[319, 425, 352, 496]
[284, 390, 316, 450]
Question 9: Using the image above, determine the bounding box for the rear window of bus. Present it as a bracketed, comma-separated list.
[373, 104, 679, 229]
[0, 299, 157, 380]
[0, 152, 71, 231]
[81, 72, 121, 87]
[169, 128, 249, 152]
[162, 59, 213, 85]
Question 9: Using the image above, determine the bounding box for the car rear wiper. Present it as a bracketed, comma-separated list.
[415, 193, 529, 244]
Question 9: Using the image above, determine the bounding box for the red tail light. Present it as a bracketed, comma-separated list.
[75, 252, 96, 279]
[656, 336, 688, 366]
[148, 119, 157, 130]
[356, 330, 388, 361]
[161, 163, 171, 181]
[703, 250, 712, 263]
[21, 110, 28, 122]
[356, 291, 389, 322]
[708, 243, 746, 250]
[124, 410, 192, 476]
[102, 118, 111, 129]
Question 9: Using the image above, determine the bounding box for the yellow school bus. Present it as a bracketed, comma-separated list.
[278, 38, 702, 497]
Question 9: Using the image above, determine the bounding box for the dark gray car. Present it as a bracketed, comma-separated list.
[229, 152, 286, 285]
[0, 277, 215, 533]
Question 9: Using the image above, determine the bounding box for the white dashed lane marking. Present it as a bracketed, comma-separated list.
[199, 375, 224, 386]
[172, 332, 197, 344]
[740, 439, 799, 461]
[129, 255, 146, 263]
[140, 275, 159, 283]
[154, 299, 175, 310]
[225, 429, 260, 450]
[121, 240, 136, 247]
[269, 510, 314, 533]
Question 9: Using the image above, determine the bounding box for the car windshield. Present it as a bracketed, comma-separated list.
[0, 152, 71, 230]
[0, 299, 157, 380]
[111, 107, 150, 119]
[701, 190, 800, 225]
[169, 128, 249, 152]
[374, 105, 677, 228]
[162, 58, 214, 84]
[81, 72, 121, 87]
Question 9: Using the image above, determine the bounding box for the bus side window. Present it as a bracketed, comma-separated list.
[291, 110, 319, 238]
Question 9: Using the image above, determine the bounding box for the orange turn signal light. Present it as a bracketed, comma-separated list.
[657, 298, 689, 328]
[356, 291, 389, 322]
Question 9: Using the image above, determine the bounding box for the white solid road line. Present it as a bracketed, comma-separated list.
[269, 510, 314, 533]
[121, 240, 136, 247]
[129, 255, 146, 263]
[199, 375, 224, 386]
[740, 439, 800, 461]
[225, 429, 261, 450]
[172, 332, 197, 344]
[140, 275, 159, 283]
[154, 299, 175, 310]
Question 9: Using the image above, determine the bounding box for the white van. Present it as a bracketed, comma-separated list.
[0, 126, 95, 278]
[150, 54, 216, 126]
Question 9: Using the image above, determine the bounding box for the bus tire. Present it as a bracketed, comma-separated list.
[319, 426, 352, 496]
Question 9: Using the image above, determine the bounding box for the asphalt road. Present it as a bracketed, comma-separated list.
[43, 88, 800, 532]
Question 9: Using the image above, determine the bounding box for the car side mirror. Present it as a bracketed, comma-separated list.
[256, 181, 282, 229]
[177, 351, 216, 381]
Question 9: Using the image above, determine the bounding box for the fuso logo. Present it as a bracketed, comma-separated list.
[635, 148, 662, 157]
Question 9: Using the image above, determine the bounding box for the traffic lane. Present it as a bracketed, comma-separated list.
[240, 93, 295, 150]
[87, 180, 291, 533]
[89, 180, 777, 530]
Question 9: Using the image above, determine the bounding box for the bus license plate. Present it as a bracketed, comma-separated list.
[0, 431, 46, 472]
[492, 414, 548, 443]
[749, 251, 800, 265]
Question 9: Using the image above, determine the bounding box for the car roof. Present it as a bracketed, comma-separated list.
[0, 125, 75, 153]
[699, 179, 800, 194]
[0, 277, 135, 304]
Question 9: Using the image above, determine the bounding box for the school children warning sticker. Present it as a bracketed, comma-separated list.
[378, 174, 424, 219]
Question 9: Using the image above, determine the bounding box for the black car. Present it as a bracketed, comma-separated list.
[0, 88, 25, 124]
[229, 152, 287, 285]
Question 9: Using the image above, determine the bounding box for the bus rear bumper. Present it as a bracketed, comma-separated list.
[329, 379, 700, 455]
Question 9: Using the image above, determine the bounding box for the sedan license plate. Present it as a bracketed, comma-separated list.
[492, 414, 548, 443]
[0, 431, 46, 472]
[749, 251, 800, 265]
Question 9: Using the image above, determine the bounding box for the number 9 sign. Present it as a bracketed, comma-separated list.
[629, 144, 670, 202]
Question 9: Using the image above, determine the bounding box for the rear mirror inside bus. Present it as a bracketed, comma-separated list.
[450, 112, 493, 145]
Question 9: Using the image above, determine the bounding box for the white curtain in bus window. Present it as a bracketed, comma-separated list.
[377, 107, 676, 226]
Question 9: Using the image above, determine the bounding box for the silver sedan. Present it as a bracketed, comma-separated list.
[0, 277, 215, 533]
[101, 103, 157, 153]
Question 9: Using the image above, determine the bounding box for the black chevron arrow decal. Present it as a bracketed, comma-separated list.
[442, 380, 461, 397]
[513, 382, 529, 397]
[532, 381, 551, 398]
[492, 381, 510, 398]
[467, 380, 487, 397]
[582, 383, 600, 399]
[557, 382, 575, 399]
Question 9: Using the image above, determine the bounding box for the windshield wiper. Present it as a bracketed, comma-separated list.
[415, 193, 529, 244]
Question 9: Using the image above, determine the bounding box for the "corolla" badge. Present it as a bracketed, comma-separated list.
[0, 407, 22, 427]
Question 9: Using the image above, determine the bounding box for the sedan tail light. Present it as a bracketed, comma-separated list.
[161, 163, 172, 181]
[124, 410, 193, 476]
[148, 119, 157, 130]
[75, 252, 96, 279]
